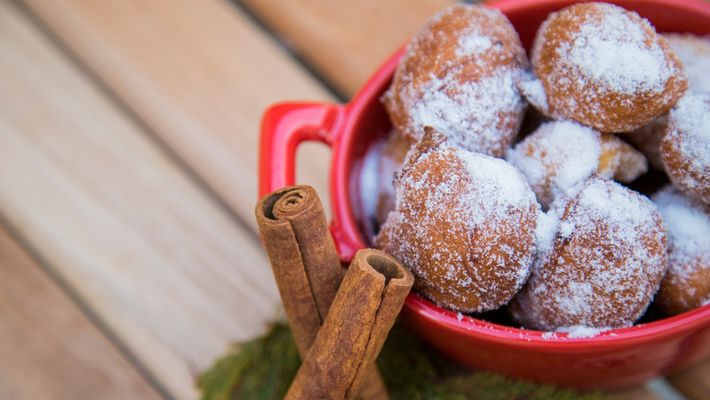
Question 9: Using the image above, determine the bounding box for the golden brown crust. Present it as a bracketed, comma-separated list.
[598, 133, 648, 182]
[531, 3, 687, 132]
[375, 128, 539, 313]
[383, 5, 528, 156]
[657, 259, 710, 315]
[652, 187, 710, 315]
[661, 93, 710, 206]
[627, 33, 710, 172]
[510, 178, 668, 330]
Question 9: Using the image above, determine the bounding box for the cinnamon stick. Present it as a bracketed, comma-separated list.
[256, 185, 343, 352]
[285, 249, 414, 400]
[255, 185, 389, 399]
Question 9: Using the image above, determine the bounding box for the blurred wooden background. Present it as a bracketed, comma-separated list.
[0, 0, 707, 398]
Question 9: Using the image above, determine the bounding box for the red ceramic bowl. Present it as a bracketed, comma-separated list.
[259, 0, 710, 389]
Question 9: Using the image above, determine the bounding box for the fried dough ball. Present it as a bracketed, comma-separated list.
[375, 128, 539, 313]
[529, 2, 687, 132]
[507, 120, 647, 208]
[383, 4, 528, 157]
[661, 93, 710, 205]
[653, 186, 710, 315]
[510, 178, 668, 330]
[624, 34, 710, 171]
[665, 33, 710, 94]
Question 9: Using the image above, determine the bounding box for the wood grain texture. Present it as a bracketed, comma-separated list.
[0, 228, 161, 400]
[21, 0, 334, 231]
[10, 0, 706, 398]
[0, 2, 278, 398]
[669, 359, 710, 400]
[238, 0, 454, 96]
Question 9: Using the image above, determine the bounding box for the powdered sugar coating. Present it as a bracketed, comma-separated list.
[508, 121, 600, 208]
[654, 188, 710, 279]
[507, 120, 647, 209]
[653, 186, 710, 314]
[383, 4, 528, 157]
[665, 33, 710, 94]
[542, 325, 614, 339]
[407, 71, 524, 156]
[541, 331, 557, 340]
[627, 34, 710, 172]
[457, 149, 532, 208]
[535, 207, 561, 257]
[532, 2, 687, 132]
[375, 130, 539, 312]
[510, 178, 668, 330]
[566, 9, 670, 94]
[456, 34, 493, 58]
[517, 74, 549, 112]
[661, 93, 710, 205]
[557, 325, 611, 338]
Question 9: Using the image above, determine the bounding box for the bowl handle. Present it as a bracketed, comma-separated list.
[258, 101, 345, 197]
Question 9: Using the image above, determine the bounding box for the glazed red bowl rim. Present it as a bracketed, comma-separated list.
[334, 0, 710, 347]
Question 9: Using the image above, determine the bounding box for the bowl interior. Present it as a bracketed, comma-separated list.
[342, 0, 710, 342]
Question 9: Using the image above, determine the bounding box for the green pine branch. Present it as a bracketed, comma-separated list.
[198, 322, 606, 400]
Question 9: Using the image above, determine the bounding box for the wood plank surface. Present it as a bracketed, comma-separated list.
[669, 360, 710, 400]
[0, 228, 161, 400]
[21, 0, 334, 231]
[238, 0, 454, 96]
[0, 2, 279, 398]
[11, 0, 707, 398]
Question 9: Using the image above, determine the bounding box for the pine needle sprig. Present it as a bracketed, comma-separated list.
[198, 322, 606, 400]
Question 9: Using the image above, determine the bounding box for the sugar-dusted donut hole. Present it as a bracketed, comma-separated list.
[624, 33, 710, 172]
[653, 186, 710, 315]
[507, 120, 647, 209]
[665, 33, 710, 94]
[383, 4, 528, 157]
[662, 93, 710, 206]
[376, 128, 539, 313]
[510, 178, 668, 330]
[528, 2, 687, 132]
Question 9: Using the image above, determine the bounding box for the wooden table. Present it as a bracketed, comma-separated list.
[0, 0, 706, 399]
